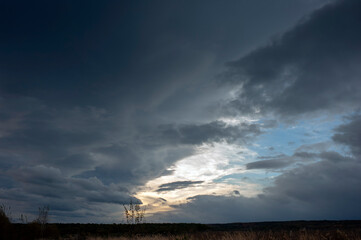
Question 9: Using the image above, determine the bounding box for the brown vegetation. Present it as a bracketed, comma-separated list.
[87, 229, 361, 240]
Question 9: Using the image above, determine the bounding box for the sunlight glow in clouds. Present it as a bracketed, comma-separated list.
[136, 141, 260, 214]
[136, 113, 344, 217]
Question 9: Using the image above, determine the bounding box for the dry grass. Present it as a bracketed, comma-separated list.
[86, 229, 361, 240]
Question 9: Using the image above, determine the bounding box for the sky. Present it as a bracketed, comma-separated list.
[1, 0, 361, 223]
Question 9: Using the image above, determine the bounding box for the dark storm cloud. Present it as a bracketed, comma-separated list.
[0, 97, 111, 174]
[156, 181, 204, 192]
[224, 0, 361, 117]
[0, 0, 328, 110]
[78, 145, 142, 185]
[8, 165, 135, 205]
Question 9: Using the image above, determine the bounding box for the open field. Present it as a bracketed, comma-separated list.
[2, 221, 361, 239]
[86, 229, 361, 240]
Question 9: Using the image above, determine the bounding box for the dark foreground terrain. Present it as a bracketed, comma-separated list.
[1, 220, 361, 239]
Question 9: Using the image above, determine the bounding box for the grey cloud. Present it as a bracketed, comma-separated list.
[318, 151, 354, 163]
[256, 154, 285, 160]
[295, 141, 332, 152]
[246, 157, 293, 170]
[0, 100, 153, 221]
[224, 0, 361, 117]
[8, 165, 135, 205]
[267, 154, 361, 208]
[78, 144, 194, 186]
[293, 151, 318, 159]
[333, 115, 361, 156]
[57, 154, 96, 175]
[0, 97, 113, 175]
[0, 96, 184, 184]
[78, 145, 143, 185]
[1, 164, 143, 222]
[247, 152, 317, 169]
[0, 185, 126, 223]
[153, 121, 262, 146]
[247, 148, 353, 170]
[157, 181, 204, 192]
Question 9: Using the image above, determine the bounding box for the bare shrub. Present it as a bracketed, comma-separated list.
[123, 199, 146, 224]
[0, 203, 11, 222]
[33, 205, 49, 239]
[35, 205, 49, 225]
[19, 213, 28, 223]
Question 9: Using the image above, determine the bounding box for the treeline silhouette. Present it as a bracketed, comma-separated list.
[2, 204, 361, 240]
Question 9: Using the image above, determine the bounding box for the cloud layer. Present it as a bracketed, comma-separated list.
[1, 0, 360, 223]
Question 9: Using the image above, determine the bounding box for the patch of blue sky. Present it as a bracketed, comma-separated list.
[217, 114, 348, 189]
[252, 114, 344, 156]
